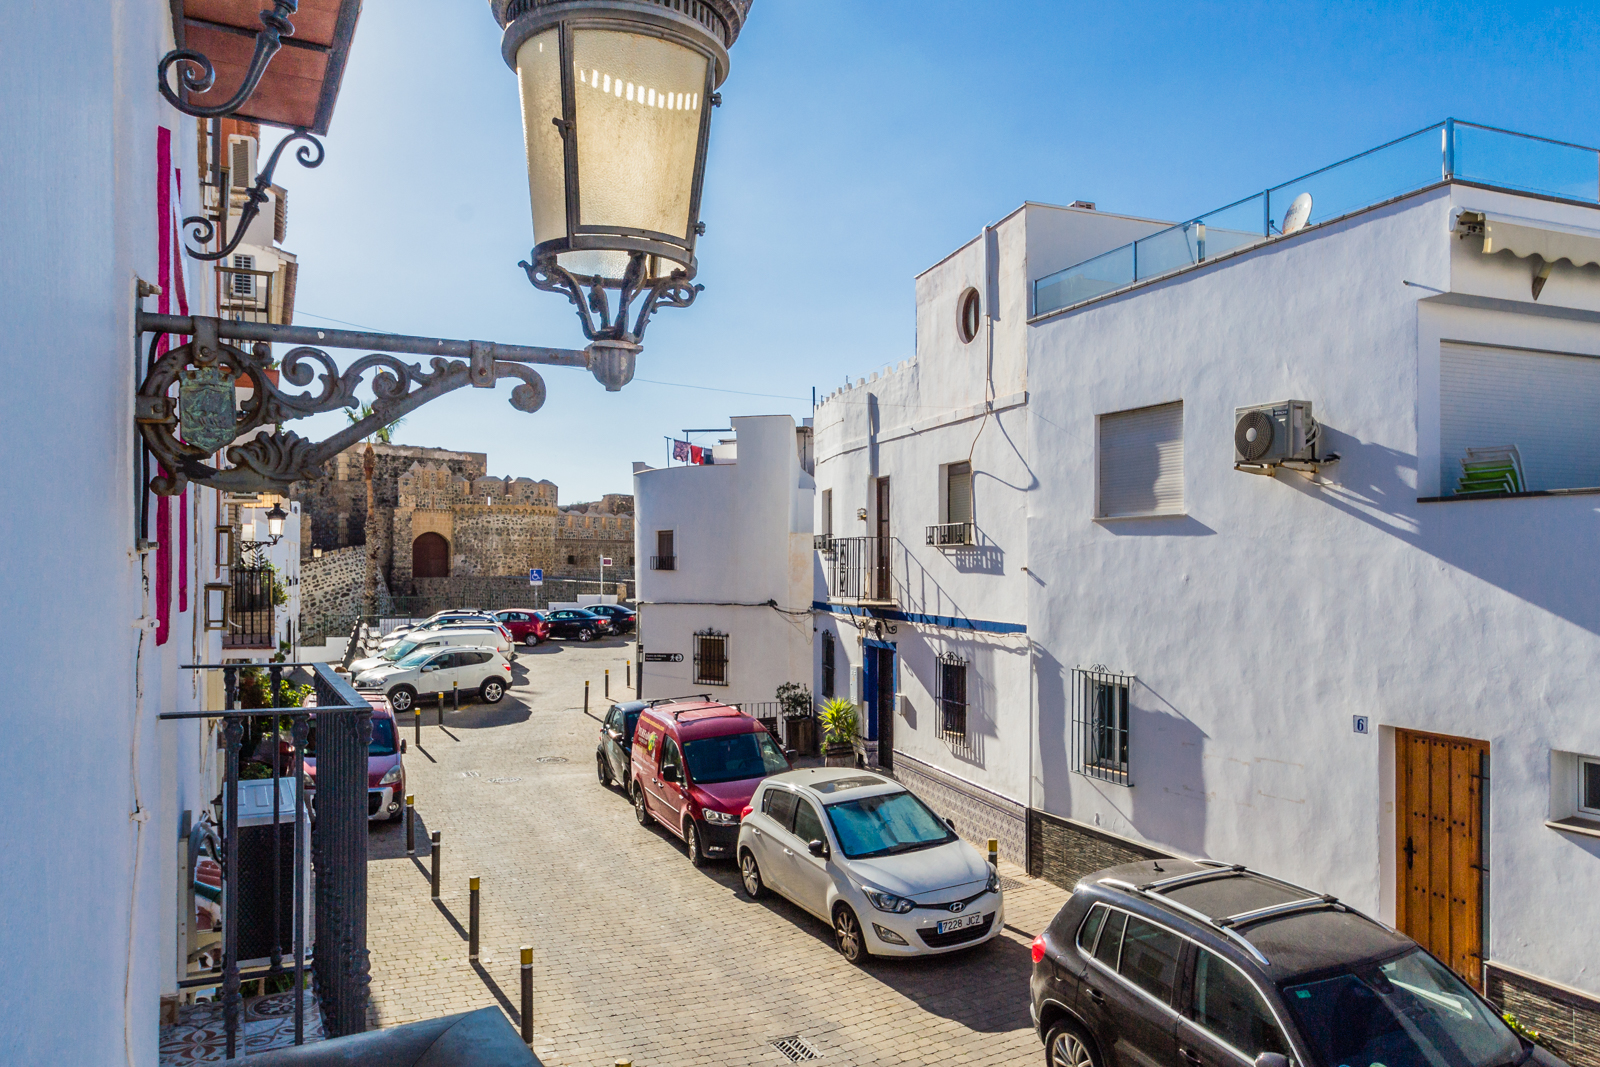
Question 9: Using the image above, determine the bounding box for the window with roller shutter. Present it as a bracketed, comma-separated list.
[1097, 401, 1184, 518]
[945, 461, 972, 525]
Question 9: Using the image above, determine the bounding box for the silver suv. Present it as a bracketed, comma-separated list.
[1030, 859, 1563, 1067]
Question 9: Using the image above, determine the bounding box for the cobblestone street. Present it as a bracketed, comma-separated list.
[365, 638, 1069, 1067]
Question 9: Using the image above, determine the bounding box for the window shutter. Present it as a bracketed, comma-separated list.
[1440, 342, 1600, 493]
[820, 489, 832, 537]
[946, 462, 972, 524]
[657, 529, 673, 558]
[1098, 402, 1184, 517]
[230, 138, 252, 188]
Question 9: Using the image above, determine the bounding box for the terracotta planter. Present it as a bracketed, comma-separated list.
[823, 742, 855, 768]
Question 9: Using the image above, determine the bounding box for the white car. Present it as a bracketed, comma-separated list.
[352, 645, 512, 713]
[378, 613, 506, 650]
[351, 627, 513, 674]
[736, 770, 1003, 962]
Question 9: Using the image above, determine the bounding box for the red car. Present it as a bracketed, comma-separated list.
[629, 699, 795, 866]
[495, 609, 550, 647]
[301, 695, 407, 822]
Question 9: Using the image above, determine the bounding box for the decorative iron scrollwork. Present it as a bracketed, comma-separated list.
[520, 250, 703, 346]
[136, 318, 547, 496]
[158, 0, 300, 120]
[184, 130, 324, 262]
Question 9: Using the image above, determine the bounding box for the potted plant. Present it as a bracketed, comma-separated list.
[819, 697, 860, 768]
[775, 681, 814, 754]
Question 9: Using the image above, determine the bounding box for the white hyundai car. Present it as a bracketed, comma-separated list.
[735, 770, 1002, 961]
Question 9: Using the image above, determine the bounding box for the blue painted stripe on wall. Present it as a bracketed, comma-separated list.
[812, 601, 1027, 635]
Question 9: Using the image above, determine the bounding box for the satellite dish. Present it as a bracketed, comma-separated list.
[1281, 192, 1313, 235]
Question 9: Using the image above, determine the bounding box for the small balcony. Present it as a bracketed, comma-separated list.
[216, 264, 276, 325]
[925, 521, 974, 547]
[821, 535, 896, 605]
[650, 555, 676, 571]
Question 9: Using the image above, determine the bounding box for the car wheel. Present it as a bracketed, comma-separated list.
[1045, 1022, 1098, 1067]
[833, 904, 867, 964]
[685, 819, 706, 868]
[524, 634, 538, 647]
[633, 782, 652, 827]
[739, 849, 766, 899]
[388, 686, 416, 713]
[577, 628, 595, 643]
[596, 752, 612, 787]
[479, 679, 505, 704]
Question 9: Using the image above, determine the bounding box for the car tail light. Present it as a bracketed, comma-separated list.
[740, 805, 752, 819]
[1031, 934, 1047, 963]
[503, 663, 511, 671]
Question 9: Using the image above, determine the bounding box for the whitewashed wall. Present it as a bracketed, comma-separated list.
[1024, 184, 1600, 996]
[634, 416, 813, 708]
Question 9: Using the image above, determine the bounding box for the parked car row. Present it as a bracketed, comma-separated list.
[594, 696, 1006, 963]
[494, 605, 636, 645]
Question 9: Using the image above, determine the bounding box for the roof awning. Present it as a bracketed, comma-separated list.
[1453, 209, 1600, 299]
[178, 0, 363, 135]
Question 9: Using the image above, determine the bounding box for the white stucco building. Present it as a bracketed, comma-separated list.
[812, 121, 1600, 1054]
[633, 415, 815, 725]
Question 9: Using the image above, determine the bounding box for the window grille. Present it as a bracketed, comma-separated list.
[820, 631, 835, 698]
[1072, 665, 1133, 784]
[935, 652, 968, 740]
[693, 629, 728, 686]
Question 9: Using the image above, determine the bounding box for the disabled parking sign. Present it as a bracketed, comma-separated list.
[529, 568, 543, 586]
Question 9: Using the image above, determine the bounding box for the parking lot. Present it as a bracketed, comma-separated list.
[366, 637, 1070, 1067]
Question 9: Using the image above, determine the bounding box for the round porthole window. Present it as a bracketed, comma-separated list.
[957, 287, 981, 344]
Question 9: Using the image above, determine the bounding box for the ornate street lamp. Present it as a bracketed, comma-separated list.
[265, 502, 288, 542]
[137, 0, 752, 498]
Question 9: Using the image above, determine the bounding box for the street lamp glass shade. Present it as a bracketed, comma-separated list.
[266, 503, 288, 539]
[516, 27, 711, 279]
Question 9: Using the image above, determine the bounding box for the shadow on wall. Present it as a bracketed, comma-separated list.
[1286, 425, 1600, 637]
[1097, 515, 1216, 538]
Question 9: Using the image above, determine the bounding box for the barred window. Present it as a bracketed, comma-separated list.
[693, 629, 728, 686]
[935, 652, 968, 739]
[820, 631, 835, 698]
[1072, 666, 1132, 784]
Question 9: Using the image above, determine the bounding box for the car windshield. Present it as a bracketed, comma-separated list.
[824, 790, 956, 858]
[397, 649, 435, 668]
[382, 640, 418, 661]
[682, 732, 788, 785]
[369, 717, 397, 757]
[1283, 949, 1522, 1067]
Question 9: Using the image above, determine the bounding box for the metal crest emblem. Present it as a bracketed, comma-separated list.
[179, 366, 239, 453]
[948, 901, 965, 914]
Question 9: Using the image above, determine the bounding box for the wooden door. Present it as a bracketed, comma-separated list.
[1395, 729, 1487, 989]
[874, 647, 895, 770]
[874, 478, 891, 600]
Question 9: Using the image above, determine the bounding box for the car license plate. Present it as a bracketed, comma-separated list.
[936, 912, 985, 935]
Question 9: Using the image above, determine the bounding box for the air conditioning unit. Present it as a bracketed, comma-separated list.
[1234, 400, 1320, 468]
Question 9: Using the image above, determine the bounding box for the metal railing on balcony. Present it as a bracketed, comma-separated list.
[822, 535, 896, 604]
[217, 265, 276, 324]
[1033, 119, 1600, 317]
[925, 521, 975, 547]
[160, 663, 373, 1058]
[650, 555, 676, 571]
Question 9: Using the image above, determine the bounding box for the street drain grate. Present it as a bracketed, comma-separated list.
[1000, 876, 1027, 892]
[488, 777, 522, 783]
[535, 756, 568, 764]
[770, 1036, 820, 1062]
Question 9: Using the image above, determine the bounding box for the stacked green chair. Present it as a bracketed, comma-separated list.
[1457, 445, 1525, 495]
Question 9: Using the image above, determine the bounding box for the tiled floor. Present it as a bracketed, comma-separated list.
[158, 988, 325, 1065]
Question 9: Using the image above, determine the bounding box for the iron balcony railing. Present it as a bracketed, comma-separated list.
[650, 555, 676, 571]
[160, 663, 372, 1058]
[925, 521, 975, 547]
[821, 535, 896, 604]
[217, 265, 276, 324]
[1034, 119, 1600, 318]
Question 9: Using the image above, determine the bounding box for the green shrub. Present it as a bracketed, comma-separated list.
[819, 697, 859, 746]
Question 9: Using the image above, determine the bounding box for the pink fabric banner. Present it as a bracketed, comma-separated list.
[154, 126, 173, 646]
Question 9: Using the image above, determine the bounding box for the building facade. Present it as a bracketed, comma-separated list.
[634, 415, 815, 722]
[812, 125, 1600, 1059]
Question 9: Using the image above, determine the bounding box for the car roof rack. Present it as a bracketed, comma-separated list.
[1100, 859, 1375, 968]
[643, 694, 719, 715]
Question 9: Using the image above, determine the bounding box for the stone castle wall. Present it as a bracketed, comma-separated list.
[300, 545, 393, 637]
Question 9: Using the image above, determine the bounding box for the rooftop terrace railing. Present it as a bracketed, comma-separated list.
[1032, 119, 1600, 317]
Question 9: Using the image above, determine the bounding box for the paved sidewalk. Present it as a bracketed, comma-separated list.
[365, 637, 1069, 1067]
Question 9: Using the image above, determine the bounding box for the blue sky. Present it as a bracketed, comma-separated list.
[270, 0, 1600, 502]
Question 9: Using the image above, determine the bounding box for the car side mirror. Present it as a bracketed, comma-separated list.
[807, 839, 827, 858]
[662, 765, 679, 783]
[1255, 1054, 1289, 1067]
[400, 739, 407, 754]
[785, 748, 798, 762]
[944, 817, 957, 831]
[422, 665, 437, 673]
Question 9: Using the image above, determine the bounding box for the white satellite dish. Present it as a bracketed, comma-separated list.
[1281, 192, 1313, 235]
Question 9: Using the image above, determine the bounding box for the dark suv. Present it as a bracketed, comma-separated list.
[1030, 859, 1563, 1067]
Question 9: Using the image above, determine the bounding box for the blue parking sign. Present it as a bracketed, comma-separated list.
[529, 568, 543, 586]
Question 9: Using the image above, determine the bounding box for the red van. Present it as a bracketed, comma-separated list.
[630, 698, 795, 866]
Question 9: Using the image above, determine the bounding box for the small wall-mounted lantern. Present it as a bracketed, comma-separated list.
[214, 525, 233, 571]
[265, 502, 288, 542]
[204, 583, 229, 631]
[312, 547, 323, 559]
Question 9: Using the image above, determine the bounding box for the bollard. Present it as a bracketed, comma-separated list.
[626, 660, 631, 687]
[605, 669, 609, 698]
[584, 680, 589, 714]
[987, 838, 998, 870]
[414, 706, 421, 747]
[468, 876, 480, 960]
[437, 691, 445, 724]
[520, 946, 534, 1045]
[405, 795, 416, 856]
[430, 831, 441, 899]
[453, 680, 459, 711]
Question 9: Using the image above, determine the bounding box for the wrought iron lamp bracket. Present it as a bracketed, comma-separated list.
[135, 313, 588, 497]
[519, 249, 702, 348]
[184, 130, 324, 262]
[158, 0, 300, 120]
